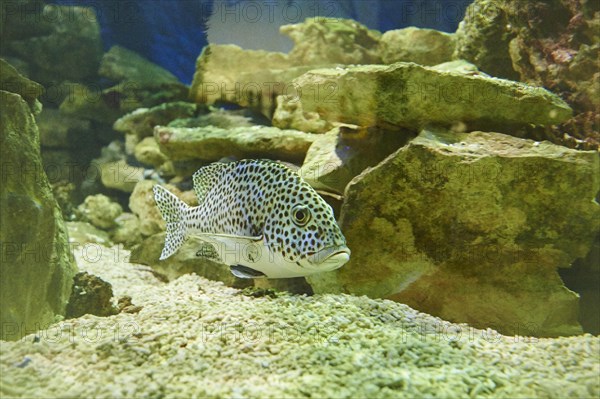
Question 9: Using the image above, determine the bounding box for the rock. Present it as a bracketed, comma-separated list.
[77, 194, 123, 230]
[59, 46, 189, 123]
[431, 60, 481, 75]
[0, 0, 52, 42]
[130, 233, 252, 289]
[36, 109, 91, 148]
[100, 160, 145, 193]
[453, 0, 518, 80]
[113, 102, 200, 139]
[299, 125, 413, 194]
[129, 180, 168, 237]
[379, 27, 455, 66]
[308, 128, 600, 337]
[454, 0, 600, 149]
[0, 58, 43, 112]
[154, 125, 318, 164]
[0, 56, 31, 78]
[272, 95, 333, 133]
[168, 107, 266, 129]
[234, 65, 335, 117]
[51, 181, 77, 220]
[110, 213, 143, 248]
[7, 4, 103, 84]
[134, 137, 168, 168]
[0, 89, 77, 340]
[280, 17, 381, 65]
[99, 45, 181, 86]
[190, 44, 305, 117]
[281, 62, 573, 134]
[66, 221, 112, 246]
[65, 272, 118, 318]
[59, 83, 123, 124]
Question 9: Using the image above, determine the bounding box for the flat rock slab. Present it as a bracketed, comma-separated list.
[283, 62, 573, 132]
[154, 125, 318, 163]
[308, 128, 599, 337]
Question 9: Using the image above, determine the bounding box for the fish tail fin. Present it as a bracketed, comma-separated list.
[153, 185, 188, 260]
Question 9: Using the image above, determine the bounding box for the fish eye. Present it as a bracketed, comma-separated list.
[291, 205, 311, 226]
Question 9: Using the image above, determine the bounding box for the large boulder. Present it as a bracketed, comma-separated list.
[0, 88, 77, 340]
[278, 62, 573, 134]
[307, 128, 600, 337]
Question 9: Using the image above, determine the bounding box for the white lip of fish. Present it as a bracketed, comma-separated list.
[188, 233, 350, 279]
[306, 245, 351, 268]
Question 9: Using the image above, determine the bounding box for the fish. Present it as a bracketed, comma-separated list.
[152, 159, 350, 278]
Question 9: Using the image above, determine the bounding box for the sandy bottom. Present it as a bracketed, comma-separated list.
[1, 244, 599, 398]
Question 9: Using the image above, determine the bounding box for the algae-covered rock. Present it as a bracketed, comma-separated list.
[190, 44, 291, 100]
[154, 125, 318, 163]
[0, 0, 52, 42]
[130, 233, 251, 289]
[454, 0, 600, 149]
[168, 107, 265, 130]
[110, 213, 143, 248]
[0, 58, 43, 112]
[0, 90, 77, 341]
[129, 180, 168, 237]
[77, 194, 123, 230]
[60, 46, 190, 120]
[280, 17, 381, 65]
[134, 137, 168, 168]
[113, 102, 199, 139]
[299, 125, 412, 194]
[36, 108, 91, 148]
[272, 95, 333, 133]
[100, 45, 182, 86]
[6, 4, 103, 84]
[282, 62, 573, 134]
[308, 128, 600, 337]
[453, 0, 518, 81]
[59, 83, 123, 124]
[66, 221, 112, 246]
[99, 160, 145, 193]
[65, 272, 118, 318]
[189, 44, 304, 117]
[379, 27, 455, 66]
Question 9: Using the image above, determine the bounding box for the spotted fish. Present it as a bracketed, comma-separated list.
[152, 159, 350, 278]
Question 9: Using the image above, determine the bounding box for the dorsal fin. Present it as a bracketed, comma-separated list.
[192, 162, 229, 203]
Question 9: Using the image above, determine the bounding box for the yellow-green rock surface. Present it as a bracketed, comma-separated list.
[0, 90, 77, 340]
[308, 129, 599, 337]
[282, 62, 573, 132]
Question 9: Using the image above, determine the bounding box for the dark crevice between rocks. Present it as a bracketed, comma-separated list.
[558, 231, 600, 335]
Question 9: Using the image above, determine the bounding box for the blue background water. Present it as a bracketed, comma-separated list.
[49, 0, 473, 84]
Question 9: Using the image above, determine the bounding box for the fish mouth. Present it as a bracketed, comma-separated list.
[307, 245, 351, 269]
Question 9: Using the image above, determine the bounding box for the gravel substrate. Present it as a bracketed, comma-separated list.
[1, 244, 599, 398]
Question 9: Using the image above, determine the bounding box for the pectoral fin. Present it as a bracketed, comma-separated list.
[230, 265, 266, 279]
